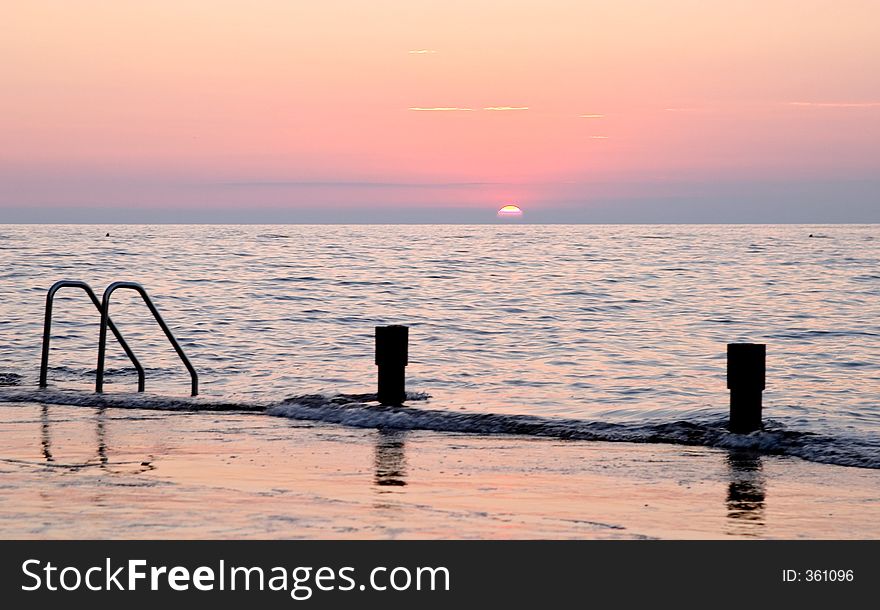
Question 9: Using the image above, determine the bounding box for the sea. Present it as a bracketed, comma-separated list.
[0, 224, 877, 469]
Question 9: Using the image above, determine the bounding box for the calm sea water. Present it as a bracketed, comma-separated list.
[0, 224, 878, 467]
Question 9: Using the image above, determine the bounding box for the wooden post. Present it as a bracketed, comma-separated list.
[727, 343, 766, 433]
[376, 325, 408, 405]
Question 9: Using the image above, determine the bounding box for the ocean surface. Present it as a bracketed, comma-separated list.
[0, 224, 878, 468]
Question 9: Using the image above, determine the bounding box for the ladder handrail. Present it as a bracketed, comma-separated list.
[40, 280, 145, 391]
[95, 281, 199, 396]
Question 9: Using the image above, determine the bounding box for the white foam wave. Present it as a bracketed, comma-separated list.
[1, 388, 877, 469]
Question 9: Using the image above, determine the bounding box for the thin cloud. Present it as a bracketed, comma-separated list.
[589, 135, 609, 139]
[409, 107, 474, 111]
[408, 49, 437, 54]
[578, 114, 604, 118]
[788, 101, 880, 108]
[217, 180, 503, 189]
[483, 106, 529, 111]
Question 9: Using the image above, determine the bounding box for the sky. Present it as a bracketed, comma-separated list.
[1, 0, 879, 222]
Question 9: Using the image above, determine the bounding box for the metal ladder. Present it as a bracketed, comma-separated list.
[40, 280, 199, 396]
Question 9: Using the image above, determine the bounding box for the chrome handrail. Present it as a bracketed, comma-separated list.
[95, 281, 198, 396]
[40, 280, 145, 391]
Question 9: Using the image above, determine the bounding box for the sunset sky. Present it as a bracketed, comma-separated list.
[2, 0, 879, 222]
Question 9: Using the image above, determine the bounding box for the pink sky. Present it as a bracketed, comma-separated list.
[2, 1, 879, 221]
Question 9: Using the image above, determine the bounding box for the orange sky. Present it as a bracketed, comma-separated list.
[1, 1, 879, 220]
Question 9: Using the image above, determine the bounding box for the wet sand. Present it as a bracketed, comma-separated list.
[0, 402, 878, 539]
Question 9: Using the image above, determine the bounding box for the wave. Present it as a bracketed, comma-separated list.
[271, 395, 880, 470]
[0, 387, 266, 413]
[1, 388, 877, 470]
[0, 373, 22, 386]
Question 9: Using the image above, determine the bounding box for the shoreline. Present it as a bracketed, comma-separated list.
[1, 402, 878, 539]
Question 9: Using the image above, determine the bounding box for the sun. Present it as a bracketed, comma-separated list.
[497, 204, 523, 218]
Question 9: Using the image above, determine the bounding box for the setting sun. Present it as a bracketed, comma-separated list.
[497, 205, 523, 218]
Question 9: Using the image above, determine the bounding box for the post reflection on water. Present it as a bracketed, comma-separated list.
[373, 428, 408, 489]
[725, 450, 767, 535]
